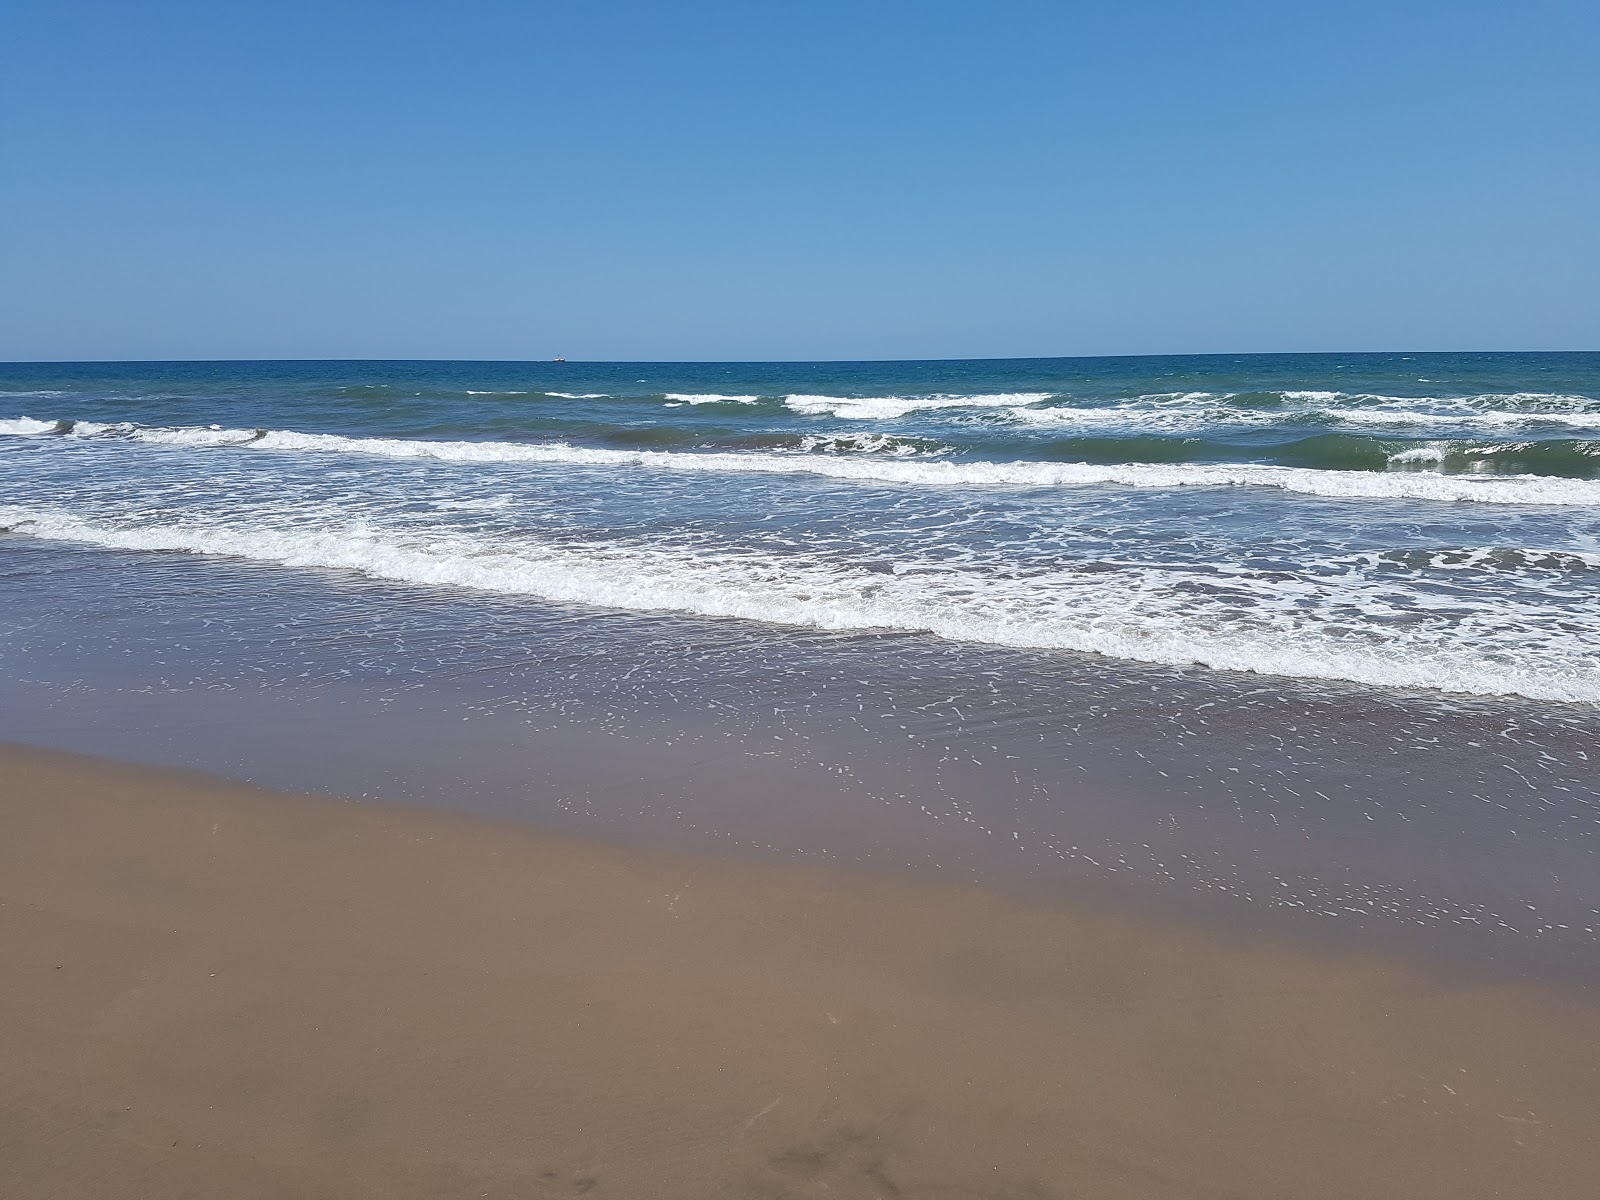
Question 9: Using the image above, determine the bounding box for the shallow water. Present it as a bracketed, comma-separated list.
[3, 537, 1595, 983]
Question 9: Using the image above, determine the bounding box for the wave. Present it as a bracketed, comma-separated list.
[662, 393, 764, 405]
[786, 392, 1056, 419]
[10, 418, 1600, 505]
[1003, 392, 1600, 434]
[0, 417, 60, 435]
[3, 503, 1594, 703]
[1385, 440, 1600, 478]
[794, 433, 934, 455]
[1005, 404, 1273, 432]
[1010, 406, 1600, 434]
[1332, 407, 1600, 431]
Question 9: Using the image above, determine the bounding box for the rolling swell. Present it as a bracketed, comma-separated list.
[1437, 439, 1600, 478]
[7, 416, 1600, 504]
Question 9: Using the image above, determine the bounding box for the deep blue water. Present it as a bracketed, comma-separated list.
[5, 352, 1600, 476]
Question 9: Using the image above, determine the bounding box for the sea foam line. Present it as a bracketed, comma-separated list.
[786, 392, 1055, 418]
[1005, 403, 1600, 432]
[3, 503, 1595, 704]
[7, 417, 1600, 505]
[663, 393, 763, 405]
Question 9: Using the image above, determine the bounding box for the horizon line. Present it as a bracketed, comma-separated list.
[4, 348, 1598, 368]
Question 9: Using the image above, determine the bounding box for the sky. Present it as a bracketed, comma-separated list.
[3, 0, 1597, 362]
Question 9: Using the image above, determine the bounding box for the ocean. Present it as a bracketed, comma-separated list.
[3, 353, 1597, 976]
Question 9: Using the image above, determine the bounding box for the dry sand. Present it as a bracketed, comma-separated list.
[3, 741, 1598, 1199]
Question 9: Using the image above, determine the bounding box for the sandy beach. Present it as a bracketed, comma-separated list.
[3, 741, 1598, 1198]
[9, 0, 1599, 1192]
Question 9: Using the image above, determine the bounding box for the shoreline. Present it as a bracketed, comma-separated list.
[4, 741, 1599, 1198]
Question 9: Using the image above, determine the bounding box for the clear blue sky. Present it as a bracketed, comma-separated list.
[3, 0, 1596, 361]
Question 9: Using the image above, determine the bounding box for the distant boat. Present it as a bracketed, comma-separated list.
[554, 356, 566, 363]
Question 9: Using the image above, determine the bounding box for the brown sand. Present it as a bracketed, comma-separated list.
[2, 743, 1597, 1199]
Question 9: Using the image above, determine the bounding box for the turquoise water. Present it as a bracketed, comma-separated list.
[3, 352, 1599, 701]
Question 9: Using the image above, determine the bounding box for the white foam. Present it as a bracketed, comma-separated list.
[5, 502, 1595, 704]
[19, 419, 1600, 505]
[1002, 403, 1277, 433]
[795, 433, 934, 456]
[1473, 392, 1597, 409]
[432, 497, 513, 511]
[0, 416, 57, 436]
[84, 422, 260, 447]
[784, 392, 1055, 419]
[1003, 391, 1600, 433]
[1388, 446, 1448, 465]
[1335, 407, 1600, 430]
[662, 393, 763, 405]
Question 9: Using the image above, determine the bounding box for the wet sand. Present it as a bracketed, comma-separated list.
[3, 741, 1598, 1199]
[8, 538, 1598, 983]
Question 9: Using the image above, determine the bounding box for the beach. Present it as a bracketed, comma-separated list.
[9, 0, 1598, 1181]
[4, 354, 1599, 1195]
[4, 741, 1599, 1199]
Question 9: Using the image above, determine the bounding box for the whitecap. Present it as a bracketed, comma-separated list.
[662, 393, 763, 405]
[784, 392, 1055, 419]
[0, 416, 59, 436]
[27, 419, 1600, 506]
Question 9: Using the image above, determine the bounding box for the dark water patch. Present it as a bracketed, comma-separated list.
[1222, 390, 1295, 410]
[711, 431, 811, 452]
[1033, 432, 1406, 470]
[408, 413, 597, 439]
[1450, 440, 1600, 479]
[1038, 435, 1220, 464]
[600, 425, 705, 448]
[1270, 433, 1398, 471]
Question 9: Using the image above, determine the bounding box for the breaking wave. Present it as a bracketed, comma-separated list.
[3, 502, 1595, 704]
[8, 417, 1600, 505]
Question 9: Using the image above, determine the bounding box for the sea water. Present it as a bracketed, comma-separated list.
[3, 354, 1597, 975]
